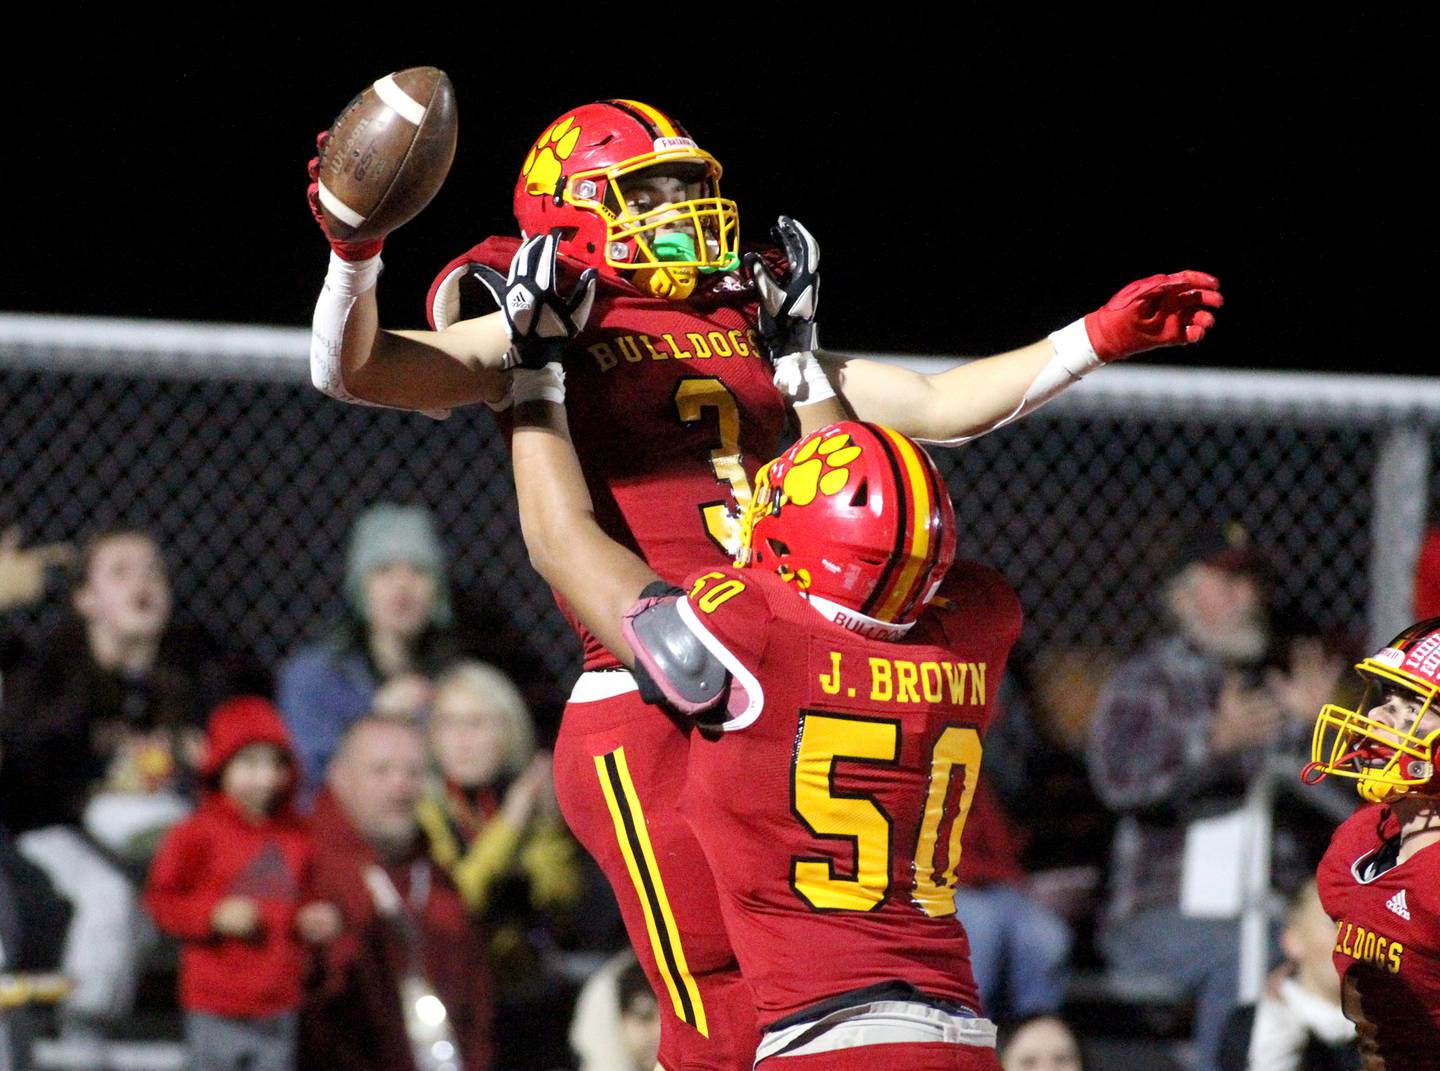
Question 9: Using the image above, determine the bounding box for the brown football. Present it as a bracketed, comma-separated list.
[316, 67, 458, 243]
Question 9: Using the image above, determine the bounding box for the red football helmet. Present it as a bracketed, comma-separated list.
[1306, 618, 1440, 802]
[736, 422, 957, 638]
[512, 100, 739, 301]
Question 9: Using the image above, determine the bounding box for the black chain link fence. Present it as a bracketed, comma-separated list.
[2, 364, 573, 721]
[4, 337, 1420, 742]
[953, 415, 1377, 653]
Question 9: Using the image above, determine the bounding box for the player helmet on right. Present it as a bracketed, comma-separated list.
[512, 100, 739, 301]
[736, 422, 957, 639]
[1305, 618, 1440, 803]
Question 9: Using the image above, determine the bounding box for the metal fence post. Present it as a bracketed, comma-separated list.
[1368, 426, 1430, 650]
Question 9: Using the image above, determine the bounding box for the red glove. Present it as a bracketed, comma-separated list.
[1083, 270, 1222, 362]
[307, 132, 385, 262]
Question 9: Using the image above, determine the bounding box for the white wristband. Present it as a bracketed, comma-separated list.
[1046, 317, 1104, 378]
[307, 254, 448, 420]
[512, 364, 566, 406]
[325, 250, 383, 299]
[483, 380, 514, 413]
[772, 351, 837, 407]
[916, 319, 1103, 448]
[310, 252, 382, 402]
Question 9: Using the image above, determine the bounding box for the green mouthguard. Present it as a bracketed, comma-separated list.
[652, 233, 698, 262]
[650, 233, 739, 274]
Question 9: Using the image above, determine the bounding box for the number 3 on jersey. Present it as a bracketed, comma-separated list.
[674, 378, 753, 555]
[790, 713, 982, 918]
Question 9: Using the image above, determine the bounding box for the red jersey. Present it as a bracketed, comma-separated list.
[1317, 803, 1440, 1070]
[430, 238, 788, 670]
[145, 794, 313, 1017]
[644, 562, 1022, 1027]
[144, 697, 312, 1018]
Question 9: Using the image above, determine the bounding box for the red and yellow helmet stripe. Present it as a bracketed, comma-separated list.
[863, 427, 951, 625]
[603, 99, 684, 140]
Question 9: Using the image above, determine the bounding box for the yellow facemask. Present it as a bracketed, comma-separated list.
[1308, 660, 1440, 802]
[566, 151, 739, 301]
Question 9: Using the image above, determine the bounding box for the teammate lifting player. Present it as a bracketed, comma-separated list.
[1303, 620, 1440, 1069]
[508, 353, 1021, 1066]
[306, 97, 1221, 1070]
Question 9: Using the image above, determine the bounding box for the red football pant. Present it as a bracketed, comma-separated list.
[553, 678, 759, 1071]
[756, 1043, 1001, 1071]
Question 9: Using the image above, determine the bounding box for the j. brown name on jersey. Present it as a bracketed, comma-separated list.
[817, 650, 989, 707]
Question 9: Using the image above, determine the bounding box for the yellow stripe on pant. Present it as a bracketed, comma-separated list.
[595, 746, 709, 1037]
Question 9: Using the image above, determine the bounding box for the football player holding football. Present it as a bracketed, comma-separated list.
[306, 98, 1220, 1070]
[1303, 619, 1440, 1069]
[509, 370, 1021, 1068]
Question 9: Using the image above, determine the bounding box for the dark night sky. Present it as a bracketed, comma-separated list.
[9, 18, 1428, 373]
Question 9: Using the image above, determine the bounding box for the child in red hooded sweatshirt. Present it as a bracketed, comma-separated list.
[145, 696, 341, 1071]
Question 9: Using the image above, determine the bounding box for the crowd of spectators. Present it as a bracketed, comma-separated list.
[0, 508, 614, 1071]
[0, 511, 1374, 1070]
[1, 526, 269, 1041]
[942, 520, 1361, 1071]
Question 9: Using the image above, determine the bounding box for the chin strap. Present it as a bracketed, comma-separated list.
[635, 263, 698, 301]
[1299, 760, 1331, 785]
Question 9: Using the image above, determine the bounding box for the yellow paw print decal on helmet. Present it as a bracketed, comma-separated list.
[523, 116, 583, 196]
[782, 431, 863, 506]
